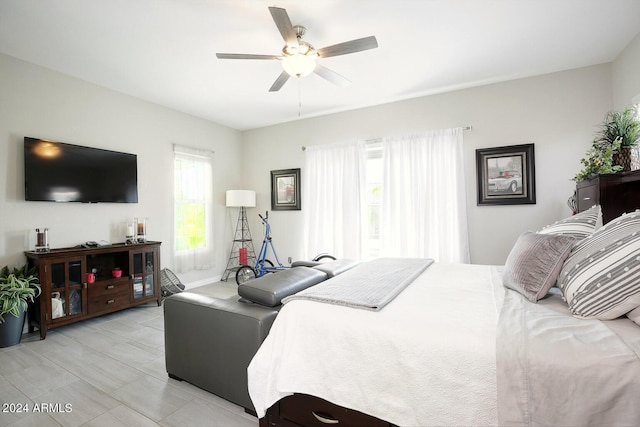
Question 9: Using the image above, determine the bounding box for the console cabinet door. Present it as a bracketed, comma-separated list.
[45, 256, 87, 322]
[130, 248, 159, 302]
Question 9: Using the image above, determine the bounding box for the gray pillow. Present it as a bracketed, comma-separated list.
[502, 232, 578, 302]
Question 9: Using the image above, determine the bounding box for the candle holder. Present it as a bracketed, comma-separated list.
[135, 218, 147, 243]
[125, 220, 137, 245]
[35, 228, 49, 252]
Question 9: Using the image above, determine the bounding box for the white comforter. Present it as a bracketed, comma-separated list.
[248, 263, 504, 426]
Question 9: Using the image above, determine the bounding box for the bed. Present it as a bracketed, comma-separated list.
[247, 207, 640, 426]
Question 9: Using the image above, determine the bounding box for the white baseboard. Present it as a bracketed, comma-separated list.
[184, 274, 223, 289]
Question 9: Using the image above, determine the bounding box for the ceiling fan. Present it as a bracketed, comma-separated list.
[216, 6, 378, 92]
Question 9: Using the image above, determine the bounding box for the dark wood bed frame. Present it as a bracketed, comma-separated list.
[259, 393, 397, 427]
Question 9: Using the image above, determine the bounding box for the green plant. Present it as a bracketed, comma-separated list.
[595, 107, 640, 148]
[0, 265, 41, 323]
[573, 138, 623, 181]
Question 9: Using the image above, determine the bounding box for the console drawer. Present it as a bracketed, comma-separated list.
[88, 287, 130, 315]
[88, 279, 129, 298]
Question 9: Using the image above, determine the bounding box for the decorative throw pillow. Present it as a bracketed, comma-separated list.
[538, 205, 602, 239]
[558, 210, 640, 320]
[502, 232, 578, 303]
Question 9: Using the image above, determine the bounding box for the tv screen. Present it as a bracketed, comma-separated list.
[24, 137, 138, 203]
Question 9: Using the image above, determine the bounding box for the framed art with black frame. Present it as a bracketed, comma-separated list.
[271, 168, 301, 210]
[476, 143, 536, 205]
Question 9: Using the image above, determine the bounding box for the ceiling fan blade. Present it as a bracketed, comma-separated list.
[216, 53, 282, 60]
[314, 64, 351, 87]
[269, 71, 290, 92]
[317, 36, 378, 58]
[268, 7, 298, 48]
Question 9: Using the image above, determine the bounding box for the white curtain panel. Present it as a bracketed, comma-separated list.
[173, 144, 215, 272]
[303, 141, 366, 259]
[380, 128, 470, 263]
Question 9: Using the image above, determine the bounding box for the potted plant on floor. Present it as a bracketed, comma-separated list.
[594, 107, 640, 171]
[0, 264, 41, 347]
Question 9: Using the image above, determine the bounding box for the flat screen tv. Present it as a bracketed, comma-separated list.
[24, 137, 138, 203]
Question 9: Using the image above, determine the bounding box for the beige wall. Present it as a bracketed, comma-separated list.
[242, 64, 613, 265]
[613, 32, 640, 109]
[2, 34, 637, 279]
[0, 53, 242, 286]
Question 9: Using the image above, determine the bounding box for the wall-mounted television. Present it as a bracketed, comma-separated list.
[24, 137, 138, 203]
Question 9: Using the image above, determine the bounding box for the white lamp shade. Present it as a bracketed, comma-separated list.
[226, 190, 256, 207]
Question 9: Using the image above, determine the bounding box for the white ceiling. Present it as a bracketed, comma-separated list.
[1, 0, 640, 131]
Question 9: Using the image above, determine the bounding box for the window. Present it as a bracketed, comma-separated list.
[173, 145, 214, 272]
[304, 128, 470, 263]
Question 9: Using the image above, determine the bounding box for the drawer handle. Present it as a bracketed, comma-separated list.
[582, 197, 591, 200]
[107, 299, 115, 304]
[107, 285, 115, 289]
[312, 411, 339, 424]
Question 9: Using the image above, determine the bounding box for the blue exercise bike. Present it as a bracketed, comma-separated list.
[235, 211, 335, 285]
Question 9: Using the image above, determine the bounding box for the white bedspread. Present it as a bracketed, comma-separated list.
[248, 263, 504, 426]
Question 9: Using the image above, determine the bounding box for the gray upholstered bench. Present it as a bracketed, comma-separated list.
[164, 262, 359, 412]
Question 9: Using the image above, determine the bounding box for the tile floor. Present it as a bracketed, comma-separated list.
[0, 282, 258, 427]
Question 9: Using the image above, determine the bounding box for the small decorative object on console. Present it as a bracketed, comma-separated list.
[35, 228, 49, 252]
[135, 217, 147, 242]
[125, 219, 136, 244]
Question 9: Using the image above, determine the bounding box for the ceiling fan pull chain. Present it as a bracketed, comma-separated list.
[298, 79, 302, 117]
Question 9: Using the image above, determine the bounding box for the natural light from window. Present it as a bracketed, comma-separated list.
[174, 157, 207, 251]
[173, 145, 214, 272]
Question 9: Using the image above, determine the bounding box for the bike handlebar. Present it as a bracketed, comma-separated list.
[259, 211, 269, 224]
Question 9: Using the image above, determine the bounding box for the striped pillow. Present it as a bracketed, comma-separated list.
[538, 205, 602, 238]
[558, 210, 640, 320]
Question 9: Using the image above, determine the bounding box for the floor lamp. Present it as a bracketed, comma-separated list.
[222, 190, 257, 281]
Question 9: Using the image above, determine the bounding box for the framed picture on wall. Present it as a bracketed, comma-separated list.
[271, 168, 301, 210]
[476, 143, 536, 205]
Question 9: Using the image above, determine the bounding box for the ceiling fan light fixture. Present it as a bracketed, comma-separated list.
[282, 53, 317, 77]
[216, 7, 378, 91]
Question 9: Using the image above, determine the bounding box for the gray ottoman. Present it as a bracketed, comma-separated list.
[164, 267, 328, 412]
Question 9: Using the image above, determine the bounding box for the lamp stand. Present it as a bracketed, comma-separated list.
[221, 206, 257, 281]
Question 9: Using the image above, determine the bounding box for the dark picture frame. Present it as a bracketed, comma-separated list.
[476, 143, 536, 205]
[271, 168, 301, 211]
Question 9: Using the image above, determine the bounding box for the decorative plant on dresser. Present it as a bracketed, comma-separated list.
[595, 106, 640, 172]
[574, 106, 640, 181]
[25, 241, 161, 339]
[0, 264, 41, 347]
[573, 138, 622, 182]
[572, 107, 640, 223]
